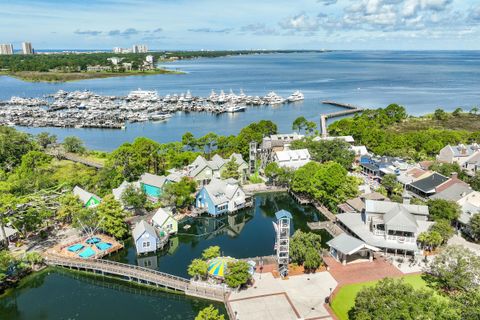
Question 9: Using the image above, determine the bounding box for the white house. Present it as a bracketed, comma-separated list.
[152, 207, 178, 235]
[132, 220, 159, 255]
[195, 178, 249, 216]
[273, 149, 311, 169]
[437, 144, 480, 166]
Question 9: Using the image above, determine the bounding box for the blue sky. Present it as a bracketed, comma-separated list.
[1, 0, 479, 50]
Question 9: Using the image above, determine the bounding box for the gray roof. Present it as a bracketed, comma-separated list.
[384, 206, 418, 233]
[408, 173, 449, 193]
[430, 183, 473, 202]
[448, 144, 480, 157]
[0, 226, 18, 241]
[132, 220, 158, 241]
[140, 173, 167, 188]
[73, 186, 101, 205]
[327, 233, 379, 255]
[203, 178, 242, 205]
[365, 200, 429, 216]
[229, 153, 247, 166]
[459, 202, 480, 225]
[112, 180, 140, 201]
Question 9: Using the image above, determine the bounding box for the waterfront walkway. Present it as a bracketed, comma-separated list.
[45, 254, 228, 302]
[46, 148, 104, 169]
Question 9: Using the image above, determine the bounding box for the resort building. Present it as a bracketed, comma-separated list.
[336, 193, 433, 256]
[139, 173, 172, 201]
[273, 149, 311, 169]
[187, 154, 248, 185]
[132, 220, 160, 255]
[337, 192, 388, 214]
[152, 207, 178, 235]
[21, 42, 33, 54]
[195, 178, 249, 216]
[327, 233, 380, 265]
[437, 143, 480, 165]
[73, 186, 101, 208]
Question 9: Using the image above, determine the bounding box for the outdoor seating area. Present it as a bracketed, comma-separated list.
[48, 234, 123, 259]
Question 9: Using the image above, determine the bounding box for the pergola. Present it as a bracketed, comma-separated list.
[327, 233, 380, 265]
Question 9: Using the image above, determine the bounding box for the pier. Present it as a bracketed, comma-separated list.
[321, 100, 365, 119]
[45, 254, 228, 302]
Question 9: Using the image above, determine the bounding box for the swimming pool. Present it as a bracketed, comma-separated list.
[67, 244, 84, 252]
[95, 242, 112, 251]
[79, 247, 96, 259]
[86, 237, 101, 244]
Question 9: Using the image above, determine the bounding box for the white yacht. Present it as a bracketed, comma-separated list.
[287, 91, 304, 102]
[127, 89, 159, 101]
[225, 104, 246, 113]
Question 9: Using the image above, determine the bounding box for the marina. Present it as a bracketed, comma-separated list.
[0, 89, 303, 129]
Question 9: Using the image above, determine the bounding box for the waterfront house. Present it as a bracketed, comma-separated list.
[152, 207, 178, 235]
[139, 173, 170, 201]
[196, 178, 248, 216]
[273, 149, 311, 170]
[112, 180, 141, 204]
[187, 153, 248, 185]
[132, 220, 160, 255]
[73, 186, 101, 208]
[337, 192, 388, 214]
[336, 193, 433, 256]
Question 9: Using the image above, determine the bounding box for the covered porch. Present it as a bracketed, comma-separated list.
[327, 233, 380, 265]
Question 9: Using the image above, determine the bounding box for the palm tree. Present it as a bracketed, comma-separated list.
[470, 107, 479, 115]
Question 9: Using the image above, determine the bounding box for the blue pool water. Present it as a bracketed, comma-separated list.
[79, 247, 96, 259]
[67, 244, 84, 252]
[96, 242, 112, 251]
[86, 237, 101, 244]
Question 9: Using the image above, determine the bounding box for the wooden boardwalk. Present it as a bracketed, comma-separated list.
[307, 221, 344, 237]
[45, 255, 228, 302]
[46, 149, 104, 169]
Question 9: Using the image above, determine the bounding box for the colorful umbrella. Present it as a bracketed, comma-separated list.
[207, 257, 236, 278]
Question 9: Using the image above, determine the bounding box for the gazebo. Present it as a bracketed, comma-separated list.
[327, 233, 380, 265]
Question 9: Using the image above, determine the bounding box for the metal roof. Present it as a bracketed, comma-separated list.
[132, 220, 158, 241]
[327, 233, 379, 255]
[275, 210, 293, 220]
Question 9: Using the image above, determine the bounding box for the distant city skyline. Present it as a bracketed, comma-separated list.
[1, 0, 479, 50]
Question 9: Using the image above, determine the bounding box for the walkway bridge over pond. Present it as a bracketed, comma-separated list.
[45, 254, 228, 302]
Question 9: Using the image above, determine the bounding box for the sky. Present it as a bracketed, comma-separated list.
[1, 0, 479, 50]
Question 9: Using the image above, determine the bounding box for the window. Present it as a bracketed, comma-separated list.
[143, 241, 150, 248]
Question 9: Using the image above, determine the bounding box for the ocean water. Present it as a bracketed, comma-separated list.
[1, 51, 479, 150]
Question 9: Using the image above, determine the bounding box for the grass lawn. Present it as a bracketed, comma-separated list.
[331, 274, 432, 320]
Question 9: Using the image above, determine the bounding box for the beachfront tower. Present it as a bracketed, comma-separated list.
[274, 210, 292, 278]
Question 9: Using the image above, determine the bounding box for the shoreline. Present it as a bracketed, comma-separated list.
[0, 69, 184, 83]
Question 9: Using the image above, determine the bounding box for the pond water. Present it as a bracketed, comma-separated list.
[110, 192, 331, 278]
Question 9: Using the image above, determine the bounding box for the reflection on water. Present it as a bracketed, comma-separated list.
[110, 192, 331, 278]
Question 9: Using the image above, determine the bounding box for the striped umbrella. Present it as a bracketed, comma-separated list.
[207, 257, 236, 278]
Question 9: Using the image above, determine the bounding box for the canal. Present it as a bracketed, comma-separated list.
[0, 192, 331, 319]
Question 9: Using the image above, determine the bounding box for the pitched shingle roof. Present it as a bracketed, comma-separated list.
[408, 172, 449, 193]
[132, 220, 158, 241]
[140, 173, 167, 188]
[73, 186, 101, 205]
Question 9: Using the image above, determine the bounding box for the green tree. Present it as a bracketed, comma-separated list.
[452, 107, 463, 117]
[264, 162, 293, 186]
[162, 177, 197, 209]
[429, 162, 465, 179]
[430, 219, 455, 244]
[36, 132, 57, 149]
[417, 231, 443, 251]
[121, 184, 146, 209]
[220, 158, 240, 180]
[224, 260, 251, 288]
[23, 251, 44, 268]
[469, 171, 480, 192]
[0, 126, 37, 171]
[469, 213, 480, 241]
[349, 278, 459, 320]
[433, 108, 448, 121]
[290, 139, 355, 170]
[188, 259, 208, 280]
[452, 288, 480, 320]
[289, 230, 323, 269]
[96, 195, 128, 239]
[427, 199, 461, 222]
[182, 132, 197, 151]
[202, 246, 221, 260]
[429, 245, 480, 292]
[470, 107, 479, 115]
[0, 250, 16, 281]
[63, 136, 85, 154]
[195, 305, 225, 320]
[57, 192, 84, 223]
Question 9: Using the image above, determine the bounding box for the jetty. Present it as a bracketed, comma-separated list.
[45, 254, 228, 302]
[321, 100, 365, 119]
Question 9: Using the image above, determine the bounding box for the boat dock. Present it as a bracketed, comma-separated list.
[321, 100, 365, 119]
[45, 254, 228, 302]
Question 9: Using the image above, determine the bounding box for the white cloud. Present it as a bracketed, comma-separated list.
[278, 12, 320, 32]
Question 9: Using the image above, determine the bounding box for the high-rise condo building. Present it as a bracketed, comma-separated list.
[0, 43, 14, 55]
[22, 42, 33, 54]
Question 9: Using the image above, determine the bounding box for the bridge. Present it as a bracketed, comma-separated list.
[45, 255, 228, 302]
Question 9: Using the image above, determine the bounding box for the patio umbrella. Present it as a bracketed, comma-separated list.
[207, 257, 236, 278]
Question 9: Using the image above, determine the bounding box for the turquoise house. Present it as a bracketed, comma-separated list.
[139, 173, 168, 200]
